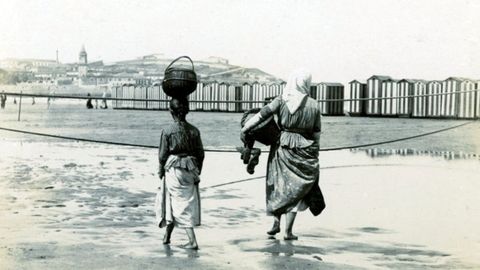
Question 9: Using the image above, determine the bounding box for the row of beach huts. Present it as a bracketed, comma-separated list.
[111, 75, 480, 119]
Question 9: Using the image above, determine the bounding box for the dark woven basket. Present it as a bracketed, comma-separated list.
[162, 56, 197, 98]
[241, 108, 280, 146]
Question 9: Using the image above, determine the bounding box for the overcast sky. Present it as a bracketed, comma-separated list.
[1, 0, 479, 83]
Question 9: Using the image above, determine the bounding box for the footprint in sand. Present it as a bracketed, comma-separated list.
[313, 255, 323, 261]
[63, 163, 77, 168]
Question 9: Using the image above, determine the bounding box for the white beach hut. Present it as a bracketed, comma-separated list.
[251, 82, 262, 109]
[318, 82, 344, 115]
[411, 80, 428, 117]
[314, 83, 327, 114]
[380, 79, 399, 116]
[218, 82, 228, 111]
[444, 77, 477, 119]
[426, 81, 443, 117]
[366, 75, 392, 116]
[242, 83, 253, 111]
[348, 80, 367, 116]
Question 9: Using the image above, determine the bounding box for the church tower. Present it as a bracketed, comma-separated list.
[79, 45, 88, 65]
[78, 45, 88, 77]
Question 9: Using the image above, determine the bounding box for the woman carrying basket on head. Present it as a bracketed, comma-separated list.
[156, 97, 204, 249]
[155, 56, 204, 250]
[241, 68, 325, 240]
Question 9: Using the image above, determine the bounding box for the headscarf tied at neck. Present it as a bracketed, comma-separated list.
[281, 68, 312, 114]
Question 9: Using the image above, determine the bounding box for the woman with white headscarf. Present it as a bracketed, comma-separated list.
[241, 68, 325, 240]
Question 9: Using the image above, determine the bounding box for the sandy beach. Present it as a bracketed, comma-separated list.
[1, 100, 480, 152]
[1, 137, 479, 269]
[3, 1, 480, 268]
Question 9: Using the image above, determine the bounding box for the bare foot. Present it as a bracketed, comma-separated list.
[163, 224, 174, 244]
[284, 234, 298, 241]
[163, 234, 171, 244]
[267, 224, 281, 236]
[182, 243, 198, 250]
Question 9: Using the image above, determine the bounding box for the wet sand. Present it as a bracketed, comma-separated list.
[1, 100, 480, 153]
[0, 139, 479, 269]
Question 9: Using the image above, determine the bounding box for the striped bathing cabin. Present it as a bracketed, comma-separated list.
[311, 83, 327, 114]
[111, 77, 479, 118]
[444, 77, 477, 119]
[251, 82, 263, 109]
[211, 82, 220, 111]
[188, 82, 203, 111]
[380, 79, 399, 116]
[263, 83, 283, 107]
[319, 82, 344, 116]
[123, 84, 135, 108]
[348, 80, 367, 116]
[134, 85, 147, 109]
[198, 82, 210, 111]
[366, 75, 393, 116]
[268, 83, 283, 99]
[260, 83, 269, 107]
[218, 83, 228, 111]
[229, 84, 241, 112]
[440, 77, 461, 118]
[397, 79, 412, 117]
[114, 83, 148, 109]
[397, 79, 427, 117]
[426, 81, 443, 117]
[411, 80, 428, 117]
[241, 83, 253, 111]
[112, 85, 121, 108]
[147, 83, 160, 110]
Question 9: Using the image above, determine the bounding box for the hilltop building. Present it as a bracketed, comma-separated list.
[0, 47, 280, 87]
[0, 58, 58, 71]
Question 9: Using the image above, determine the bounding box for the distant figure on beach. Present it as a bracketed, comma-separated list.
[241, 68, 325, 240]
[0, 91, 6, 109]
[155, 97, 204, 249]
[32, 97, 35, 105]
[94, 99, 98, 109]
[86, 93, 94, 109]
[101, 91, 108, 109]
[47, 88, 55, 109]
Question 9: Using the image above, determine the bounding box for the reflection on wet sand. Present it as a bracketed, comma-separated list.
[1, 141, 479, 269]
[352, 148, 479, 160]
[162, 244, 199, 258]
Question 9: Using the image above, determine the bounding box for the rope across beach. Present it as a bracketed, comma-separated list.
[2, 62, 479, 251]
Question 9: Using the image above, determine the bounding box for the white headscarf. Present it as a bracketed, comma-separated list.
[282, 68, 312, 114]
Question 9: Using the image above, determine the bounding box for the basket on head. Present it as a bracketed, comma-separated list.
[162, 56, 197, 98]
[241, 108, 280, 146]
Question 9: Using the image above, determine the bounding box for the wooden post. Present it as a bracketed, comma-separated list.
[17, 91, 22, 121]
[146, 85, 149, 109]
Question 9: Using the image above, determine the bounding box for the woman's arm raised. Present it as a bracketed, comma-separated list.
[241, 97, 281, 134]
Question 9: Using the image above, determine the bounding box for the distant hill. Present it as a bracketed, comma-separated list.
[0, 54, 283, 91]
[107, 55, 282, 84]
